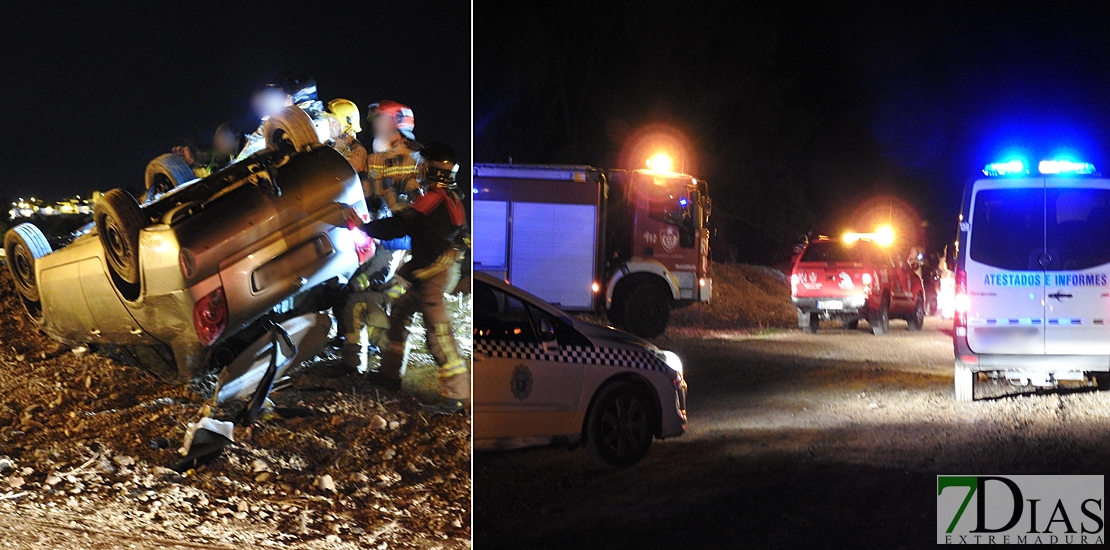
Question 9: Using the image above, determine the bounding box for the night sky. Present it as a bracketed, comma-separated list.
[0, 2, 471, 202]
[475, 1, 1110, 263]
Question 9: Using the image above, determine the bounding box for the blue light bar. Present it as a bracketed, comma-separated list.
[1038, 160, 1096, 175]
[679, 198, 688, 206]
[983, 160, 1026, 176]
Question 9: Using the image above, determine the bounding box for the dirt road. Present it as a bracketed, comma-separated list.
[474, 317, 1110, 549]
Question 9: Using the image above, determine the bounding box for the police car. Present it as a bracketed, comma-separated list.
[472, 272, 687, 467]
[953, 158, 1110, 401]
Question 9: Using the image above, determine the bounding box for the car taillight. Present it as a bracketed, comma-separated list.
[790, 273, 799, 296]
[351, 228, 376, 264]
[194, 288, 228, 346]
[954, 268, 969, 328]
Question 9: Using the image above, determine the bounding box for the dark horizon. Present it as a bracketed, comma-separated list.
[0, 2, 471, 203]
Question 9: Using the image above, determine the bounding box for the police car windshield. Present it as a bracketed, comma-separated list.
[801, 241, 876, 264]
[971, 187, 1110, 271]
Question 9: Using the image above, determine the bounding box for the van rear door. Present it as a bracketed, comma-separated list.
[965, 178, 1047, 355]
[1043, 179, 1110, 354]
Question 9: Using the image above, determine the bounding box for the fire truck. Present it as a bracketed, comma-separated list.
[472, 163, 712, 337]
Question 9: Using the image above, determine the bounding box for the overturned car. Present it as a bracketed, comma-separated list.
[4, 107, 371, 399]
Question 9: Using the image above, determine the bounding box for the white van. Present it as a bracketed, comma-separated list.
[953, 159, 1110, 401]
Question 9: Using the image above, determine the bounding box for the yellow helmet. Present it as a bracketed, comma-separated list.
[326, 98, 361, 135]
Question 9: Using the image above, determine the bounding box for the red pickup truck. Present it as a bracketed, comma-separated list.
[790, 236, 925, 335]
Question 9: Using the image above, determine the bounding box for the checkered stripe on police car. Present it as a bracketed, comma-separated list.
[475, 340, 670, 373]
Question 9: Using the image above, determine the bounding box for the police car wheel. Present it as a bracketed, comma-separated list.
[94, 188, 145, 286]
[585, 381, 654, 468]
[803, 312, 819, 334]
[954, 363, 975, 402]
[869, 297, 890, 336]
[908, 296, 925, 331]
[4, 223, 51, 306]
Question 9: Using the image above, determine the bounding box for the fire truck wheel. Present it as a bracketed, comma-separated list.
[843, 319, 859, 330]
[144, 153, 195, 195]
[95, 188, 145, 286]
[908, 296, 925, 331]
[869, 296, 890, 336]
[803, 312, 819, 334]
[4, 223, 51, 305]
[263, 106, 320, 153]
[618, 282, 670, 338]
[954, 363, 975, 402]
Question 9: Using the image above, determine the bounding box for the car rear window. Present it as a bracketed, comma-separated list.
[970, 188, 1044, 271]
[801, 241, 875, 264]
[1047, 188, 1110, 270]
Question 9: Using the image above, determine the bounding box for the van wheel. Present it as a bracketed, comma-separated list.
[94, 189, 146, 285]
[955, 363, 975, 402]
[618, 282, 670, 338]
[908, 296, 925, 331]
[144, 153, 195, 197]
[803, 312, 819, 334]
[263, 107, 320, 153]
[585, 382, 654, 468]
[869, 297, 890, 336]
[4, 223, 52, 305]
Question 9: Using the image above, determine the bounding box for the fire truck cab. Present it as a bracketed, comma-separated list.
[472, 164, 712, 337]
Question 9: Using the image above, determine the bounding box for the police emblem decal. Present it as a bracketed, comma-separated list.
[510, 364, 533, 401]
[660, 227, 679, 252]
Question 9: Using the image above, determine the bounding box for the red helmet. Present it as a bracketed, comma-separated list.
[368, 100, 415, 140]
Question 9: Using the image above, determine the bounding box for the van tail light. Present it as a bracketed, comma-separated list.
[790, 273, 799, 297]
[954, 268, 969, 328]
[194, 287, 228, 346]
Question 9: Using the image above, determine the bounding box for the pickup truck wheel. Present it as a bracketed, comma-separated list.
[263, 107, 320, 153]
[803, 312, 819, 334]
[144, 153, 195, 197]
[955, 363, 975, 402]
[95, 189, 145, 285]
[908, 296, 925, 331]
[620, 282, 670, 338]
[869, 296, 890, 336]
[585, 381, 654, 468]
[4, 223, 52, 304]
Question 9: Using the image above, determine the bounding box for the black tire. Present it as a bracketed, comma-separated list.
[263, 106, 320, 153]
[4, 223, 52, 303]
[803, 312, 819, 334]
[94, 189, 145, 285]
[869, 296, 890, 336]
[144, 153, 195, 195]
[618, 282, 670, 338]
[908, 296, 925, 331]
[585, 381, 655, 468]
[955, 363, 975, 402]
[843, 319, 860, 330]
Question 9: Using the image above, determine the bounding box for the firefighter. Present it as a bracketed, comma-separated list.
[365, 100, 422, 212]
[326, 98, 362, 157]
[344, 142, 469, 410]
[236, 73, 323, 163]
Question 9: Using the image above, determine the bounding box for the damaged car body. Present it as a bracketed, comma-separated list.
[4, 107, 371, 400]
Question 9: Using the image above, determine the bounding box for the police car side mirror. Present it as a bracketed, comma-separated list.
[538, 317, 557, 342]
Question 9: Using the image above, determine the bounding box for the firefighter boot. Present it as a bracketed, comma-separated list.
[365, 341, 403, 392]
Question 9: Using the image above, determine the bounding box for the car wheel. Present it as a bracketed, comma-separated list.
[94, 188, 146, 286]
[803, 312, 819, 334]
[4, 223, 52, 305]
[263, 107, 320, 153]
[955, 363, 975, 402]
[908, 296, 925, 331]
[869, 296, 890, 336]
[144, 153, 195, 198]
[843, 319, 859, 330]
[585, 381, 654, 468]
[619, 282, 670, 338]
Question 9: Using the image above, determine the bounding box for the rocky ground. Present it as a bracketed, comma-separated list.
[0, 269, 471, 549]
